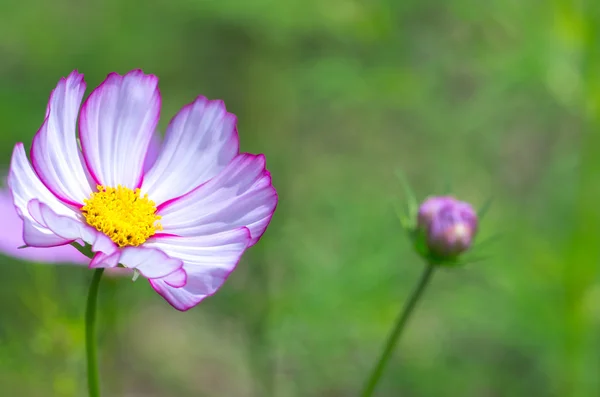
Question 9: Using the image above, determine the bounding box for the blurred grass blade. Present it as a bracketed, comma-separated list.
[393, 200, 411, 230]
[452, 255, 491, 267]
[473, 233, 502, 251]
[394, 168, 418, 222]
[477, 196, 494, 220]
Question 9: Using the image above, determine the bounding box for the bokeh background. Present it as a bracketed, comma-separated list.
[1, 0, 600, 396]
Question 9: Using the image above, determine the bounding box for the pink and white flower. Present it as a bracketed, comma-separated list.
[8, 70, 277, 311]
[0, 186, 88, 264]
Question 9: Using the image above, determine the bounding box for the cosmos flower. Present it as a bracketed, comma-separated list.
[417, 196, 477, 257]
[8, 70, 277, 310]
[0, 133, 162, 266]
[0, 186, 87, 264]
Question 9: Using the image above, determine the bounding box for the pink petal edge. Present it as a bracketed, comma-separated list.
[78, 70, 161, 189]
[30, 71, 93, 207]
[141, 95, 239, 205]
[157, 153, 278, 246]
[119, 246, 184, 280]
[148, 227, 251, 311]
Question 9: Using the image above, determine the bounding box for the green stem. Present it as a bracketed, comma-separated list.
[86, 268, 105, 397]
[360, 263, 435, 397]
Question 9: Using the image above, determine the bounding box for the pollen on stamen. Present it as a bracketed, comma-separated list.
[81, 185, 162, 247]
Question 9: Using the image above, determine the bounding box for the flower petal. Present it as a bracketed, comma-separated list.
[88, 246, 186, 285]
[8, 143, 78, 248]
[160, 268, 187, 288]
[79, 70, 160, 188]
[22, 217, 73, 248]
[143, 130, 162, 172]
[29, 199, 118, 256]
[146, 228, 250, 311]
[118, 246, 184, 280]
[158, 154, 277, 245]
[90, 251, 120, 268]
[141, 97, 238, 205]
[30, 71, 94, 206]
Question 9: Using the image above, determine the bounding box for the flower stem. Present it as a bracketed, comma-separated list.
[360, 263, 435, 397]
[86, 268, 105, 397]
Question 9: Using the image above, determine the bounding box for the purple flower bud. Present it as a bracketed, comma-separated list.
[417, 196, 478, 257]
[417, 196, 455, 231]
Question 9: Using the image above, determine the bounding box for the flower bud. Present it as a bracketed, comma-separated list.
[417, 196, 478, 258]
[417, 196, 455, 231]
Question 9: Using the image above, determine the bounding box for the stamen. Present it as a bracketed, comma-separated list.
[81, 185, 162, 247]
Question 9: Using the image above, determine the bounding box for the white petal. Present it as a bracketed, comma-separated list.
[87, 245, 185, 285]
[8, 143, 78, 247]
[30, 71, 94, 206]
[79, 70, 160, 188]
[143, 130, 163, 172]
[146, 228, 250, 311]
[141, 97, 238, 205]
[158, 154, 277, 245]
[30, 199, 117, 255]
[119, 246, 184, 279]
[90, 251, 120, 268]
[0, 178, 86, 264]
[161, 268, 187, 288]
[22, 217, 70, 248]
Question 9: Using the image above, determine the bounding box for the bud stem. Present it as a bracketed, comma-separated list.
[86, 268, 105, 397]
[359, 263, 435, 397]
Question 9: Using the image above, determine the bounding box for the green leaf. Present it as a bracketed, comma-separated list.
[393, 200, 412, 230]
[456, 254, 491, 266]
[472, 233, 502, 251]
[394, 168, 418, 224]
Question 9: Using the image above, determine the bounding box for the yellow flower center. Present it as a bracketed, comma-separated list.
[81, 185, 162, 247]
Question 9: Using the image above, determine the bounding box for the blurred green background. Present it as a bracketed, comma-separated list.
[1, 0, 600, 396]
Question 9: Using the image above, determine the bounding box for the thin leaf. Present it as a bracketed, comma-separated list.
[477, 195, 494, 220]
[394, 168, 418, 220]
[393, 201, 410, 229]
[472, 233, 502, 251]
[459, 254, 492, 266]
